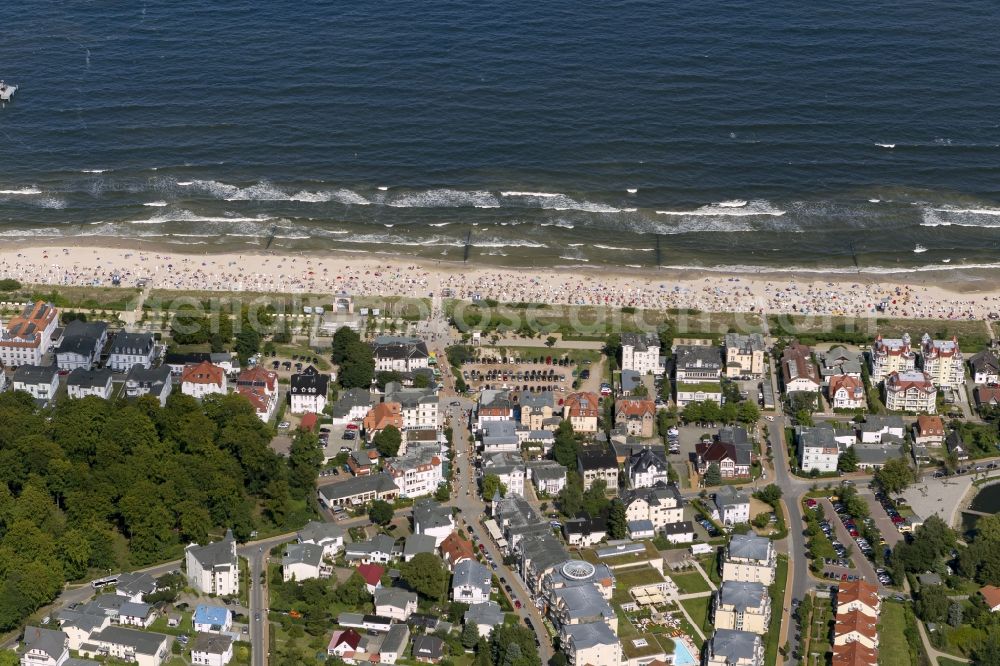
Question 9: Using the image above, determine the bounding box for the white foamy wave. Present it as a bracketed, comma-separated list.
[81, 169, 108, 174]
[475, 239, 547, 248]
[921, 207, 1000, 228]
[656, 199, 785, 217]
[875, 143, 895, 149]
[130, 209, 273, 225]
[143, 201, 169, 207]
[35, 197, 67, 209]
[0, 228, 66, 238]
[429, 222, 452, 227]
[338, 233, 467, 247]
[567, 243, 585, 247]
[176, 181, 194, 186]
[0, 187, 42, 195]
[387, 189, 500, 209]
[502, 191, 620, 213]
[540, 219, 575, 229]
[593, 244, 655, 252]
[501, 191, 562, 198]
[558, 256, 590, 262]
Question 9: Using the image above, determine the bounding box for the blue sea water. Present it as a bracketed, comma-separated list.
[1, 0, 999, 272]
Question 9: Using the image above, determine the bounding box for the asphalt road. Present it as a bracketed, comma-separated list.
[441, 399, 556, 663]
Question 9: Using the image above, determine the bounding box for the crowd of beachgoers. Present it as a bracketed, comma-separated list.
[0, 245, 997, 322]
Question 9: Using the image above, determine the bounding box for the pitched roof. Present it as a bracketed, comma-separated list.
[728, 534, 771, 562]
[21, 626, 66, 661]
[440, 532, 475, 566]
[290, 366, 330, 395]
[374, 586, 417, 610]
[578, 447, 618, 470]
[564, 391, 601, 417]
[885, 370, 935, 395]
[616, 399, 656, 418]
[236, 367, 277, 392]
[718, 581, 767, 612]
[832, 641, 878, 666]
[12, 364, 58, 384]
[356, 563, 385, 586]
[181, 361, 225, 386]
[297, 521, 345, 544]
[191, 633, 233, 655]
[109, 332, 154, 356]
[709, 629, 761, 661]
[66, 367, 113, 389]
[836, 580, 880, 612]
[403, 533, 437, 558]
[834, 609, 878, 640]
[186, 530, 235, 570]
[829, 374, 864, 399]
[916, 415, 945, 436]
[629, 447, 668, 474]
[452, 560, 491, 595]
[980, 584, 1000, 608]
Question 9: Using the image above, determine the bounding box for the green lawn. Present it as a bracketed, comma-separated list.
[615, 606, 639, 638]
[670, 570, 711, 595]
[764, 554, 788, 666]
[878, 602, 913, 666]
[937, 659, 969, 666]
[614, 565, 666, 590]
[679, 596, 712, 635]
[149, 611, 192, 636]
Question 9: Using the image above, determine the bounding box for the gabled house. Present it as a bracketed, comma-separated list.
[696, 429, 752, 479]
[374, 587, 418, 622]
[484, 451, 527, 497]
[577, 448, 619, 491]
[836, 580, 880, 618]
[124, 365, 172, 406]
[914, 415, 945, 447]
[54, 320, 108, 371]
[180, 361, 227, 399]
[477, 390, 514, 431]
[464, 601, 505, 638]
[480, 420, 519, 453]
[289, 365, 330, 414]
[355, 563, 386, 593]
[66, 367, 113, 400]
[563, 391, 601, 433]
[820, 346, 863, 385]
[297, 521, 346, 558]
[411, 635, 445, 664]
[346, 536, 398, 566]
[859, 415, 906, 443]
[282, 543, 330, 582]
[402, 533, 437, 562]
[329, 387, 372, 424]
[363, 402, 403, 436]
[191, 633, 233, 666]
[412, 500, 455, 547]
[833, 609, 879, 649]
[975, 385, 1000, 409]
[317, 472, 400, 508]
[385, 443, 443, 499]
[724, 333, 766, 378]
[519, 391, 557, 430]
[193, 605, 232, 634]
[0, 301, 58, 368]
[237, 385, 277, 422]
[627, 447, 669, 488]
[713, 486, 751, 526]
[114, 572, 158, 603]
[615, 399, 656, 438]
[946, 430, 969, 461]
[12, 364, 59, 404]
[674, 344, 723, 381]
[107, 332, 156, 372]
[796, 425, 841, 473]
[185, 530, 239, 597]
[451, 560, 492, 605]
[970, 349, 1000, 385]
[348, 448, 379, 476]
[781, 341, 820, 393]
[621, 332, 662, 375]
[884, 370, 936, 413]
[20, 626, 69, 666]
[440, 532, 476, 571]
[563, 516, 608, 547]
[622, 482, 685, 530]
[828, 374, 865, 410]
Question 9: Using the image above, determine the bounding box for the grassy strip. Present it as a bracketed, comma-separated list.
[679, 595, 713, 635]
[765, 554, 789, 666]
[671, 571, 712, 595]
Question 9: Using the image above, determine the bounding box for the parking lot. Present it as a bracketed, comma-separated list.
[819, 498, 883, 589]
[860, 489, 904, 551]
[460, 352, 589, 395]
[318, 423, 362, 466]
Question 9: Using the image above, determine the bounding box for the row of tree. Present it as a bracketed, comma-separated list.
[0, 390, 320, 631]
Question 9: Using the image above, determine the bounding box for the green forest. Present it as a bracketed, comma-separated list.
[0, 390, 322, 631]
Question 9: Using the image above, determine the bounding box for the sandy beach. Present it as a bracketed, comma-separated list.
[1, 239, 999, 321]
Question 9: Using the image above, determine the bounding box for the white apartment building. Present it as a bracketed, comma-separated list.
[796, 426, 841, 473]
[184, 530, 239, 597]
[384, 443, 443, 498]
[920, 334, 963, 388]
[0, 301, 58, 368]
[620, 332, 661, 375]
[884, 371, 937, 413]
[107, 332, 156, 372]
[870, 334, 917, 383]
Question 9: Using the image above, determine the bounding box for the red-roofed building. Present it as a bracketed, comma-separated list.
[836, 580, 880, 618]
[236, 367, 277, 396]
[364, 402, 404, 437]
[829, 375, 865, 410]
[614, 399, 656, 437]
[298, 412, 318, 432]
[237, 386, 277, 422]
[356, 563, 385, 593]
[563, 392, 601, 433]
[831, 641, 878, 666]
[0, 301, 59, 368]
[884, 371, 937, 414]
[833, 609, 878, 650]
[914, 415, 945, 447]
[975, 385, 1000, 409]
[980, 585, 1000, 612]
[181, 361, 228, 399]
[439, 531, 475, 571]
[327, 629, 362, 657]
